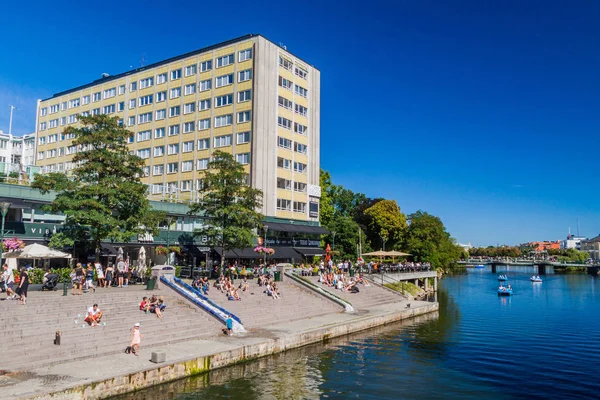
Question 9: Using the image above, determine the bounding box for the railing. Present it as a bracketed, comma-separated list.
[285, 270, 355, 312]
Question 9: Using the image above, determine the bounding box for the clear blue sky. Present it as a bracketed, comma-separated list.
[1, 0, 599, 246]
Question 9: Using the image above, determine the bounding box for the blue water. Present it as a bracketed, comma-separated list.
[115, 269, 600, 399]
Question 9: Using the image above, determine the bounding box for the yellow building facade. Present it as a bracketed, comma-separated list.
[35, 34, 321, 223]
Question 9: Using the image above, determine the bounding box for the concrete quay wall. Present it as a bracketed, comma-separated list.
[27, 303, 438, 400]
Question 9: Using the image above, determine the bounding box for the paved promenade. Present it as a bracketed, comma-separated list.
[0, 278, 438, 399]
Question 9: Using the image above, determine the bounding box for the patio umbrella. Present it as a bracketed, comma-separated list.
[136, 246, 147, 275]
[2, 243, 72, 259]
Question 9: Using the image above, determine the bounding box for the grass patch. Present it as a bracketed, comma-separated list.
[384, 281, 421, 296]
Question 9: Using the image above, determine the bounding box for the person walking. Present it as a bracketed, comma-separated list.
[95, 261, 104, 288]
[1, 264, 17, 300]
[75, 263, 84, 295]
[116, 258, 126, 288]
[85, 265, 96, 293]
[104, 263, 113, 288]
[17, 268, 29, 305]
[130, 323, 142, 355]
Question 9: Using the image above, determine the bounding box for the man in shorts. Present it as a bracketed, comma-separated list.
[1, 264, 16, 299]
[85, 303, 103, 327]
[116, 258, 126, 288]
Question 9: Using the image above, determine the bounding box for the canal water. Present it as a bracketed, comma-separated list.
[115, 268, 600, 399]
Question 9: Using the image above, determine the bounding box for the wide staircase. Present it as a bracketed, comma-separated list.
[304, 275, 407, 311]
[0, 286, 221, 372]
[203, 278, 343, 329]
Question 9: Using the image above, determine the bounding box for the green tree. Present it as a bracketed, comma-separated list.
[324, 216, 370, 260]
[32, 114, 164, 259]
[363, 199, 407, 250]
[189, 150, 263, 270]
[405, 210, 463, 267]
[47, 232, 74, 251]
[319, 169, 335, 228]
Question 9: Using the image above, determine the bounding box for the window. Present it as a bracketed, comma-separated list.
[137, 148, 150, 159]
[215, 114, 233, 127]
[295, 85, 308, 98]
[169, 106, 180, 117]
[65, 132, 76, 139]
[103, 88, 116, 99]
[200, 79, 212, 91]
[48, 134, 58, 143]
[184, 102, 195, 114]
[171, 69, 181, 80]
[184, 83, 196, 95]
[277, 199, 291, 211]
[82, 96, 90, 105]
[278, 76, 292, 90]
[137, 130, 151, 142]
[50, 104, 59, 113]
[129, 82, 137, 92]
[278, 136, 292, 149]
[37, 151, 44, 160]
[139, 94, 153, 106]
[295, 104, 308, 116]
[128, 116, 135, 126]
[215, 74, 234, 88]
[278, 96, 292, 109]
[129, 99, 136, 109]
[182, 161, 193, 172]
[168, 144, 179, 155]
[295, 122, 307, 135]
[184, 64, 196, 76]
[214, 134, 232, 148]
[40, 107, 47, 117]
[238, 69, 252, 82]
[295, 67, 308, 79]
[93, 92, 101, 102]
[216, 54, 234, 68]
[293, 201, 306, 213]
[278, 116, 292, 130]
[181, 180, 192, 191]
[142, 166, 150, 177]
[46, 149, 57, 158]
[294, 142, 308, 154]
[200, 60, 212, 72]
[237, 131, 250, 144]
[277, 157, 291, 169]
[156, 91, 167, 102]
[279, 56, 293, 70]
[294, 161, 307, 173]
[153, 165, 164, 175]
[60, 117, 67, 125]
[155, 128, 165, 138]
[139, 77, 154, 89]
[238, 90, 251, 102]
[170, 87, 181, 99]
[197, 138, 209, 150]
[155, 109, 166, 120]
[198, 118, 210, 130]
[167, 162, 178, 173]
[68, 114, 78, 123]
[66, 145, 77, 155]
[102, 104, 115, 114]
[215, 94, 233, 107]
[237, 111, 251, 123]
[197, 158, 209, 170]
[169, 125, 180, 136]
[199, 99, 211, 110]
[68, 98, 80, 108]
[138, 112, 152, 124]
[118, 101, 125, 111]
[236, 153, 250, 165]
[183, 121, 195, 133]
[39, 122, 47, 131]
[294, 182, 307, 193]
[183, 141, 194, 152]
[157, 73, 167, 84]
[277, 178, 291, 190]
[118, 85, 126, 95]
[80, 111, 90, 117]
[239, 48, 252, 62]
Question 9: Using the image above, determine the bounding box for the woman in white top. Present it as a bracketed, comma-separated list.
[95, 262, 105, 288]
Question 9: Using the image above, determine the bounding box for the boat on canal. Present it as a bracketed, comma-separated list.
[498, 286, 513, 296]
[475, 264, 485, 269]
[498, 275, 507, 281]
[530, 276, 543, 283]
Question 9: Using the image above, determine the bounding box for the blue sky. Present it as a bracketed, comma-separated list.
[1, 0, 599, 246]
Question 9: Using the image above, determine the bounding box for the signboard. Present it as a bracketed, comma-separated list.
[265, 238, 321, 248]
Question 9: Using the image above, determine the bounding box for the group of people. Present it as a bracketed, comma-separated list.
[0, 263, 30, 304]
[70, 257, 139, 295]
[318, 270, 369, 293]
[139, 295, 167, 318]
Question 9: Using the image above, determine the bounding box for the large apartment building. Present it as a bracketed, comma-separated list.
[35, 34, 321, 224]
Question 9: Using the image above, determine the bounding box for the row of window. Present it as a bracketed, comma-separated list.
[276, 199, 307, 213]
[278, 96, 308, 116]
[277, 136, 308, 154]
[149, 174, 250, 194]
[276, 178, 307, 193]
[278, 56, 309, 81]
[278, 76, 308, 98]
[134, 154, 250, 170]
[277, 117, 308, 135]
[276, 157, 307, 173]
[40, 66, 253, 117]
[128, 111, 250, 129]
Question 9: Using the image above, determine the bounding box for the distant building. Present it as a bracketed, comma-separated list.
[580, 235, 600, 260]
[0, 130, 38, 178]
[561, 234, 587, 250]
[459, 242, 473, 252]
[522, 240, 561, 252]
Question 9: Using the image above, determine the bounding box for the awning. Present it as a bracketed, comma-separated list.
[99, 244, 119, 257]
[264, 222, 329, 235]
[294, 247, 326, 257]
[232, 248, 260, 259]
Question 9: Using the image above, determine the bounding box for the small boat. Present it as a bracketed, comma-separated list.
[475, 264, 485, 269]
[498, 287, 513, 296]
[530, 277, 543, 283]
[498, 275, 507, 281]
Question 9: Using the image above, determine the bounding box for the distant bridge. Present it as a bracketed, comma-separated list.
[457, 260, 599, 275]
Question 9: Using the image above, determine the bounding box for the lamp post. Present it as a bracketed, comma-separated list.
[0, 201, 11, 241]
[263, 225, 269, 266]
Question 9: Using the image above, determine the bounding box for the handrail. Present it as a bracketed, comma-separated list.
[285, 270, 355, 313]
[172, 277, 242, 324]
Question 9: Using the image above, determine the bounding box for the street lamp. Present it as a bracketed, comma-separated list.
[0, 202, 11, 241]
[263, 225, 269, 266]
[381, 236, 387, 251]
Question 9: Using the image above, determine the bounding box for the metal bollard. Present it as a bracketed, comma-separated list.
[63, 278, 68, 296]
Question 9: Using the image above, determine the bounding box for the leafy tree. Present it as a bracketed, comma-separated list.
[32, 114, 164, 259]
[363, 200, 407, 249]
[323, 216, 370, 260]
[48, 232, 74, 250]
[319, 169, 335, 228]
[405, 210, 463, 267]
[189, 150, 263, 270]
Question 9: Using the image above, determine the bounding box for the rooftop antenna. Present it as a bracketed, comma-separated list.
[8, 105, 16, 135]
[577, 218, 580, 237]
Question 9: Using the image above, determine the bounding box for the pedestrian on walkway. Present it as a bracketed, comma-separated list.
[116, 258, 126, 288]
[85, 265, 96, 292]
[17, 268, 29, 305]
[130, 323, 142, 355]
[1, 264, 17, 300]
[95, 261, 105, 288]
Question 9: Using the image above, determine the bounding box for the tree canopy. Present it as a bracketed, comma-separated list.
[32, 114, 164, 258]
[364, 199, 407, 250]
[188, 150, 263, 268]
